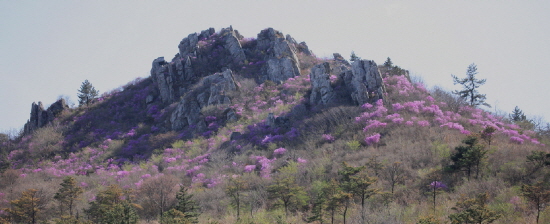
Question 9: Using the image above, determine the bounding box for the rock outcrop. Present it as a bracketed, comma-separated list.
[309, 62, 335, 105]
[256, 28, 301, 83]
[219, 27, 246, 65]
[346, 60, 386, 105]
[150, 26, 310, 133]
[309, 59, 386, 106]
[23, 99, 68, 134]
[170, 69, 238, 131]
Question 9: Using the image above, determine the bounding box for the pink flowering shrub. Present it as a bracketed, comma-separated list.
[417, 120, 430, 127]
[510, 136, 524, 144]
[322, 134, 335, 142]
[365, 133, 381, 145]
[363, 120, 388, 132]
[244, 165, 256, 173]
[273, 147, 287, 155]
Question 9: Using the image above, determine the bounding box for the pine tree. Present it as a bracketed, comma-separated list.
[161, 209, 193, 224]
[452, 64, 490, 107]
[350, 51, 361, 62]
[267, 162, 308, 216]
[54, 176, 83, 217]
[526, 151, 550, 177]
[86, 185, 140, 224]
[7, 189, 45, 224]
[77, 79, 99, 107]
[225, 176, 247, 220]
[448, 193, 500, 224]
[446, 135, 488, 180]
[521, 181, 550, 224]
[510, 106, 527, 122]
[338, 162, 363, 224]
[307, 181, 329, 224]
[173, 185, 200, 223]
[384, 57, 393, 67]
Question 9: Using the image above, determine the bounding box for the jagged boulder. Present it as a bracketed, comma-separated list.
[256, 28, 301, 83]
[170, 69, 238, 131]
[178, 33, 199, 57]
[23, 99, 68, 135]
[219, 27, 246, 65]
[150, 54, 195, 104]
[150, 57, 174, 103]
[345, 59, 386, 105]
[309, 62, 334, 105]
[297, 42, 312, 55]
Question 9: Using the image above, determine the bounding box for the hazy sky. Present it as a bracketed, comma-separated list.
[1, 1, 549, 132]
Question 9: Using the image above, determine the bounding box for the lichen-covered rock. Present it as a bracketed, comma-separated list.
[170, 69, 238, 131]
[348, 59, 386, 105]
[309, 62, 334, 105]
[23, 99, 68, 135]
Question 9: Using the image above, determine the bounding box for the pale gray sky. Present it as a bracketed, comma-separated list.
[1, 0, 549, 132]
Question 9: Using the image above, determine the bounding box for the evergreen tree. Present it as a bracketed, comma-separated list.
[338, 162, 378, 224]
[350, 51, 361, 62]
[338, 162, 363, 224]
[6, 189, 45, 224]
[510, 106, 527, 122]
[225, 176, 247, 220]
[526, 151, 550, 177]
[448, 193, 500, 224]
[384, 57, 393, 67]
[521, 181, 550, 224]
[77, 79, 99, 107]
[446, 135, 488, 180]
[173, 185, 200, 223]
[267, 162, 308, 216]
[86, 185, 140, 224]
[161, 209, 193, 224]
[54, 176, 83, 217]
[452, 64, 490, 107]
[307, 181, 329, 224]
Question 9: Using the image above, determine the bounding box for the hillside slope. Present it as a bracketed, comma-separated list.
[1, 27, 549, 224]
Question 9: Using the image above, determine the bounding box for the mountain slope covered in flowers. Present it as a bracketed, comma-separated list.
[1, 27, 549, 223]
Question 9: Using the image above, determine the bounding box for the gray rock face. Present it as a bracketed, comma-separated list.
[178, 33, 199, 57]
[256, 28, 301, 83]
[170, 69, 238, 131]
[150, 57, 174, 103]
[219, 27, 246, 65]
[150, 55, 195, 104]
[347, 60, 386, 105]
[152, 27, 306, 105]
[23, 99, 68, 135]
[309, 62, 335, 105]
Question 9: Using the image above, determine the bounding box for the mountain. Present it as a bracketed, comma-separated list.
[1, 27, 549, 223]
